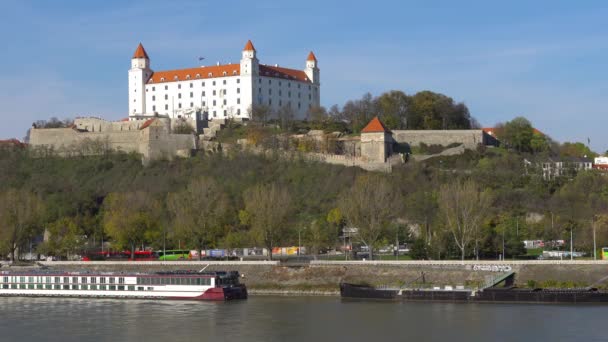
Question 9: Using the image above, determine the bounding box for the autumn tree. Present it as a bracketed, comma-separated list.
[243, 183, 292, 260]
[167, 178, 231, 259]
[438, 180, 492, 260]
[102, 191, 161, 259]
[338, 175, 396, 260]
[37, 217, 83, 260]
[0, 189, 44, 261]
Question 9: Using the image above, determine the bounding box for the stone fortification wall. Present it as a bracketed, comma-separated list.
[392, 130, 491, 149]
[30, 117, 196, 162]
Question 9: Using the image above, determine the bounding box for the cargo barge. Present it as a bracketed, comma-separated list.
[0, 270, 247, 301]
[340, 282, 608, 304]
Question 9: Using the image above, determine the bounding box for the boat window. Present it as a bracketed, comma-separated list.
[118, 285, 125, 291]
[90, 277, 96, 284]
[55, 277, 60, 283]
[128, 286, 135, 291]
[72, 277, 78, 284]
[100, 277, 106, 284]
[109, 278, 115, 284]
[28, 276, 34, 283]
[81, 277, 87, 284]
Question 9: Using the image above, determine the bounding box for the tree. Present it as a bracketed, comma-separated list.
[559, 142, 596, 158]
[38, 217, 83, 260]
[243, 183, 292, 260]
[304, 218, 335, 258]
[248, 104, 272, 124]
[407, 91, 472, 130]
[406, 190, 438, 245]
[496, 117, 539, 153]
[0, 189, 44, 261]
[102, 192, 160, 259]
[276, 105, 295, 131]
[438, 180, 492, 260]
[166, 178, 230, 259]
[338, 175, 396, 260]
[376, 90, 409, 129]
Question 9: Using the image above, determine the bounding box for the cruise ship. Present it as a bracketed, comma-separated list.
[0, 270, 247, 301]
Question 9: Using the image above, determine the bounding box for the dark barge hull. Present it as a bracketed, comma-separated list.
[340, 283, 608, 304]
[340, 283, 398, 300]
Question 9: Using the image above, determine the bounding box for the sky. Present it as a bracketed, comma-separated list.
[1, 0, 607, 152]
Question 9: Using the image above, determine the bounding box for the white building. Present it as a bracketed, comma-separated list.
[128, 40, 320, 121]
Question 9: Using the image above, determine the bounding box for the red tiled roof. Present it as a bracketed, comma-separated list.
[243, 40, 256, 51]
[132, 43, 149, 59]
[259, 65, 311, 83]
[139, 118, 156, 130]
[307, 51, 317, 62]
[147, 64, 241, 84]
[362, 117, 389, 133]
[0, 139, 26, 148]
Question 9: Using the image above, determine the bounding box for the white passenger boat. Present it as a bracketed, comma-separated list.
[0, 270, 247, 301]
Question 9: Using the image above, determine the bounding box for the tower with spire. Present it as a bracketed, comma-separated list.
[304, 51, 319, 85]
[128, 43, 152, 117]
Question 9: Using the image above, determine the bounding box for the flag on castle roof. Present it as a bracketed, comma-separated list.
[361, 116, 390, 133]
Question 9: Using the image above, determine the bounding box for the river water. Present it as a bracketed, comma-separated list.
[1, 296, 605, 341]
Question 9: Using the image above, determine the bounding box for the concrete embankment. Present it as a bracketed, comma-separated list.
[6, 260, 608, 296]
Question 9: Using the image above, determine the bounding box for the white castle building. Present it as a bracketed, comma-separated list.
[128, 40, 320, 121]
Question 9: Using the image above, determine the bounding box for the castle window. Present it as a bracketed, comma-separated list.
[178, 93, 181, 99]
[190, 92, 193, 98]
[190, 102, 193, 107]
[190, 83, 193, 88]
[279, 90, 282, 96]
[298, 102, 301, 109]
[212, 81, 216, 86]
[223, 89, 226, 95]
[178, 103, 182, 109]
[308, 85, 311, 90]
[288, 83, 290, 88]
[288, 91, 291, 98]
[165, 85, 168, 90]
[174, 76, 178, 80]
[223, 99, 226, 105]
[279, 81, 282, 86]
[213, 100, 216, 106]
[153, 105, 156, 111]
[165, 95, 168, 100]
[165, 104, 168, 110]
[237, 79, 240, 84]
[268, 79, 271, 84]
[237, 98, 240, 104]
[161, 78, 165, 82]
[237, 88, 240, 94]
[269, 99, 272, 105]
[202, 91, 205, 96]
[178, 84, 181, 89]
[186, 75, 191, 80]
[152, 96, 155, 101]
[298, 93, 301, 98]
[279, 100, 282, 106]
[223, 79, 226, 85]
[258, 79, 261, 84]
[223, 71, 227, 76]
[298, 84, 301, 89]
[152, 87, 155, 91]
[268, 89, 271, 95]
[202, 101, 206, 106]
[213, 90, 216, 96]
[208, 73, 212, 77]
[258, 87, 261, 93]
[224, 110, 227, 115]
[233, 71, 237, 75]
[237, 109, 241, 115]
[213, 111, 216, 116]
[202, 82, 205, 86]
[196, 74, 200, 78]
[309, 94, 311, 100]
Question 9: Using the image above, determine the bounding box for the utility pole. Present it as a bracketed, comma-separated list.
[570, 228, 574, 261]
[593, 218, 597, 260]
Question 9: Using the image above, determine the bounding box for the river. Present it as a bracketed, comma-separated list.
[1, 296, 605, 341]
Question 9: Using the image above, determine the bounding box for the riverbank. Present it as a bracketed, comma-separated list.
[6, 260, 608, 294]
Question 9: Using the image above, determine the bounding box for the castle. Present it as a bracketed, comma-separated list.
[129, 40, 320, 121]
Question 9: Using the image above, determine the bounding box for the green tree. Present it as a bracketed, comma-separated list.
[102, 192, 160, 259]
[243, 183, 292, 260]
[166, 178, 231, 259]
[495, 117, 539, 153]
[38, 217, 83, 260]
[408, 91, 472, 130]
[0, 189, 45, 261]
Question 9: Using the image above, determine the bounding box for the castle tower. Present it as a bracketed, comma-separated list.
[304, 51, 319, 85]
[360, 116, 393, 163]
[240, 40, 259, 76]
[129, 43, 152, 118]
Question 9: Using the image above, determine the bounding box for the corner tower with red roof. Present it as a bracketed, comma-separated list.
[361, 116, 393, 163]
[127, 40, 320, 122]
[129, 43, 153, 117]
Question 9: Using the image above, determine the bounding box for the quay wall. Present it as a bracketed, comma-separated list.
[7, 261, 608, 295]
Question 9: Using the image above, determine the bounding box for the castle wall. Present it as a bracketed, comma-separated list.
[29, 128, 142, 154]
[391, 130, 491, 149]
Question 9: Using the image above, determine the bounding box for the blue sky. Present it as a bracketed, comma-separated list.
[1, 0, 607, 152]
